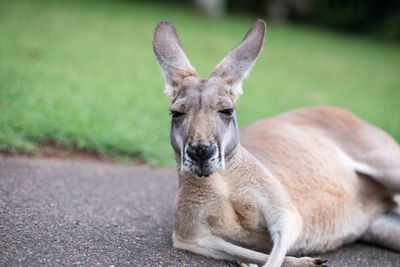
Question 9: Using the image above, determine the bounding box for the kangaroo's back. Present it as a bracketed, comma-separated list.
[241, 106, 400, 190]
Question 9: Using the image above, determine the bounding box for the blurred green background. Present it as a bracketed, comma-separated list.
[1, 0, 400, 166]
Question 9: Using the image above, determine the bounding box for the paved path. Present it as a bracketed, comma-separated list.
[1, 157, 399, 266]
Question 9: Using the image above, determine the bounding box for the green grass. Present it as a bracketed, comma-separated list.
[1, 0, 400, 166]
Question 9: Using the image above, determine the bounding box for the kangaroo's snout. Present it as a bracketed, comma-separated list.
[182, 139, 222, 177]
[186, 142, 216, 162]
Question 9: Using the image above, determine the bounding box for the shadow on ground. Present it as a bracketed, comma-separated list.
[0, 157, 399, 266]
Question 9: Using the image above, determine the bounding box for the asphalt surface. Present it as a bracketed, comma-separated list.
[1, 157, 399, 266]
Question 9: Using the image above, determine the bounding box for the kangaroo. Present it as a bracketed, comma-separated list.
[152, 19, 400, 267]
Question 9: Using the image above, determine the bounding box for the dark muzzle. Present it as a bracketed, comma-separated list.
[186, 143, 216, 162]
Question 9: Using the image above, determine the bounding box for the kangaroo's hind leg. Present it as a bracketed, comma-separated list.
[340, 115, 400, 193]
[345, 116, 400, 192]
[283, 107, 400, 192]
[353, 144, 400, 193]
[361, 208, 400, 252]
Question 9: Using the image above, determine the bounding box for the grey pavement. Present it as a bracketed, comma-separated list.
[0, 157, 399, 266]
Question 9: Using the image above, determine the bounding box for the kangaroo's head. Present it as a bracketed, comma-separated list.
[153, 20, 266, 177]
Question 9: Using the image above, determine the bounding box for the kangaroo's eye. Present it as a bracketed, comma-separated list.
[170, 110, 185, 118]
[219, 108, 234, 116]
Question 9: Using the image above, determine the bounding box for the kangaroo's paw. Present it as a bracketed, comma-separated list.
[283, 256, 328, 267]
[239, 263, 258, 267]
[237, 257, 328, 267]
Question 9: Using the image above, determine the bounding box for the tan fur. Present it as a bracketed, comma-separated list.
[153, 20, 400, 267]
[240, 107, 395, 254]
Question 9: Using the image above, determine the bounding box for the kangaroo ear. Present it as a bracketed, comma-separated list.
[153, 20, 198, 101]
[210, 20, 266, 101]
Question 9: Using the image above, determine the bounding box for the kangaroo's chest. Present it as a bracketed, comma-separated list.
[209, 196, 273, 252]
[176, 177, 273, 252]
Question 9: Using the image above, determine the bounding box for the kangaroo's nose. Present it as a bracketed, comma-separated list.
[186, 142, 216, 161]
